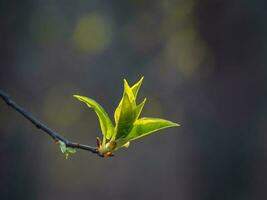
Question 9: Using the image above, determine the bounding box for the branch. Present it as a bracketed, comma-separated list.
[0, 90, 102, 157]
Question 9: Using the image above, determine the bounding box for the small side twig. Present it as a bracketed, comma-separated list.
[0, 90, 102, 157]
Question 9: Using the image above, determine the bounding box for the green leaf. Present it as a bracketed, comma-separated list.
[58, 141, 76, 159]
[59, 140, 67, 153]
[114, 80, 134, 124]
[131, 76, 144, 98]
[73, 95, 114, 139]
[125, 117, 180, 142]
[123, 79, 136, 103]
[114, 80, 137, 139]
[135, 98, 146, 120]
[114, 77, 143, 124]
[72, 76, 180, 156]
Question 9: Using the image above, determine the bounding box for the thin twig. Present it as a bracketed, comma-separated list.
[0, 90, 102, 157]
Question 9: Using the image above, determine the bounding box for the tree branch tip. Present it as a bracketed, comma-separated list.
[0, 89, 101, 157]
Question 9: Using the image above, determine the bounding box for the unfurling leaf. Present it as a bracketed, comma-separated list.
[126, 117, 179, 141]
[74, 76, 180, 157]
[135, 98, 146, 120]
[114, 80, 137, 140]
[131, 76, 143, 98]
[58, 141, 76, 159]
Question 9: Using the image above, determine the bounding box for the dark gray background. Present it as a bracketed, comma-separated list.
[0, 0, 266, 199]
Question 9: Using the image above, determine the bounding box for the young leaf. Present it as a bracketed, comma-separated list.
[123, 79, 136, 103]
[135, 98, 146, 120]
[125, 117, 179, 142]
[114, 80, 135, 123]
[73, 95, 114, 139]
[114, 81, 137, 139]
[131, 76, 144, 98]
[72, 76, 180, 157]
[114, 77, 143, 124]
[58, 141, 76, 159]
[59, 140, 67, 153]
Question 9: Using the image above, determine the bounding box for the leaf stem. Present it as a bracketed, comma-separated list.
[0, 90, 103, 157]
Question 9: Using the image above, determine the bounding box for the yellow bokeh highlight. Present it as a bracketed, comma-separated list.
[73, 13, 112, 54]
[157, 0, 213, 78]
[164, 29, 209, 77]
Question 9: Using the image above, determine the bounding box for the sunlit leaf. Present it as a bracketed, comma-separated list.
[122, 141, 130, 148]
[114, 80, 137, 139]
[73, 95, 114, 139]
[73, 76, 180, 157]
[125, 117, 179, 141]
[123, 79, 135, 103]
[131, 76, 144, 98]
[135, 98, 146, 120]
[114, 78, 143, 124]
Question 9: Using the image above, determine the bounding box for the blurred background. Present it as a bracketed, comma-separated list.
[0, 0, 266, 199]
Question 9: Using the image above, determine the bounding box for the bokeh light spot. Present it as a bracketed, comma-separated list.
[164, 29, 210, 77]
[73, 13, 113, 54]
